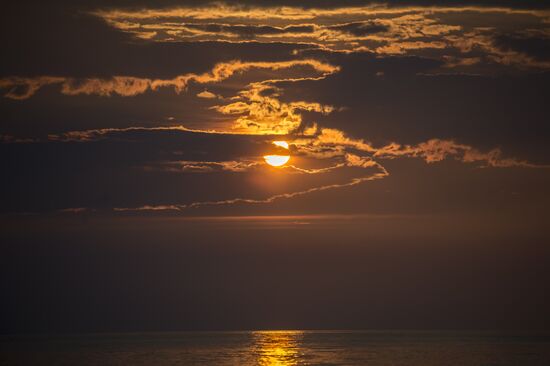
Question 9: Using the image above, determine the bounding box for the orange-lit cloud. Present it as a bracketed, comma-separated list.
[61, 122, 543, 214]
[295, 128, 548, 169]
[0, 59, 339, 100]
[23, 120, 546, 216]
[196, 90, 219, 99]
[0, 76, 65, 100]
[94, 5, 548, 23]
[213, 82, 335, 135]
[92, 4, 550, 69]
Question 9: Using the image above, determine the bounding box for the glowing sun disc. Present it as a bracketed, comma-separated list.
[264, 155, 290, 167]
[264, 140, 290, 167]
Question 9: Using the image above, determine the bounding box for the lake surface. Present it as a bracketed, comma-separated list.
[2, 330, 550, 365]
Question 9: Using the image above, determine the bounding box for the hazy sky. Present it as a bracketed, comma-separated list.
[1, 0, 549, 333]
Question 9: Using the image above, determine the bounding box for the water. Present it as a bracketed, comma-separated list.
[2, 331, 550, 365]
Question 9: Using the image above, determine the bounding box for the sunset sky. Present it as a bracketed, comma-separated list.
[1, 0, 549, 333]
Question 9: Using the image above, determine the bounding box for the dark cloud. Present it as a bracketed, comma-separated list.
[0, 129, 269, 213]
[0, 4, 313, 78]
[494, 32, 550, 61]
[328, 21, 389, 36]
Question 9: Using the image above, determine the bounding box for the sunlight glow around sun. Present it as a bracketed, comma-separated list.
[264, 140, 290, 167]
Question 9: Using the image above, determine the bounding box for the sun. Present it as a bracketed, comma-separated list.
[264, 155, 290, 167]
[264, 141, 290, 167]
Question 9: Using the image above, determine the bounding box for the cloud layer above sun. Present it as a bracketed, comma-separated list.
[1, 1, 549, 215]
[95, 3, 550, 68]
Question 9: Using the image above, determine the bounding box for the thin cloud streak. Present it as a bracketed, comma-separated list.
[21, 123, 550, 171]
[12, 122, 546, 215]
[0, 59, 339, 100]
[114, 162, 390, 213]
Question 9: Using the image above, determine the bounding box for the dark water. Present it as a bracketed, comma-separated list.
[2, 331, 550, 365]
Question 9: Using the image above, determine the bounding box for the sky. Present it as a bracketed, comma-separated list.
[1, 0, 550, 334]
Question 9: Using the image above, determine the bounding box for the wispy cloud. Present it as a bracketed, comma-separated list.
[115, 161, 389, 212]
[0, 59, 339, 100]
[39, 123, 543, 214]
[92, 4, 550, 69]
[159, 160, 261, 173]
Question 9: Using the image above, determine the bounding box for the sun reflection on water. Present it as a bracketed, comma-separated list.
[253, 331, 304, 366]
